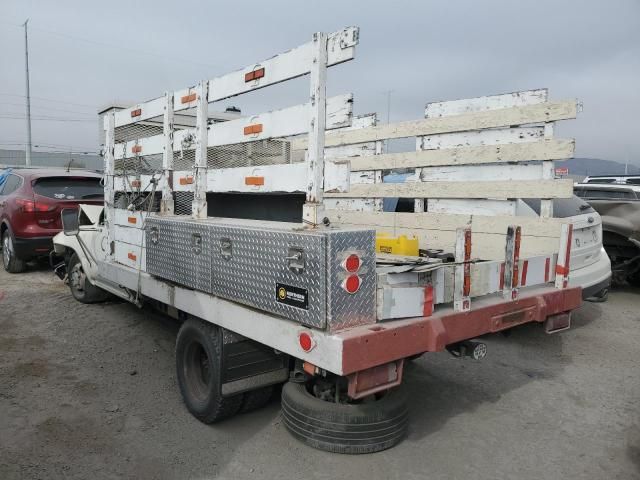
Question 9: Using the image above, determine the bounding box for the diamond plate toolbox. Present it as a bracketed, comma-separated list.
[145, 217, 376, 331]
[145, 217, 212, 292]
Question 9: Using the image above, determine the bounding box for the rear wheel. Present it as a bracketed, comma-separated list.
[281, 381, 409, 454]
[175, 319, 244, 423]
[68, 253, 109, 303]
[1, 229, 26, 274]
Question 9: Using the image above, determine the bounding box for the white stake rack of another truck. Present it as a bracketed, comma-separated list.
[53, 26, 583, 454]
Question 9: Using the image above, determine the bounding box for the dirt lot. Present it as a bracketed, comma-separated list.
[1, 265, 639, 480]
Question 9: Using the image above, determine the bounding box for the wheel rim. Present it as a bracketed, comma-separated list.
[2, 234, 12, 269]
[184, 340, 211, 402]
[69, 262, 86, 296]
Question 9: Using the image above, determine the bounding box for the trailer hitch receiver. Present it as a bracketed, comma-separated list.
[447, 341, 487, 360]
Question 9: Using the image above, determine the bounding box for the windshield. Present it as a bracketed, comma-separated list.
[575, 188, 638, 200]
[33, 177, 103, 200]
[523, 196, 594, 218]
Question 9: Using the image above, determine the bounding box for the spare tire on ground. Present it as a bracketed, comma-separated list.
[281, 381, 408, 454]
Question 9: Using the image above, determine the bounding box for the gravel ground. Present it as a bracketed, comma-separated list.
[1, 264, 639, 480]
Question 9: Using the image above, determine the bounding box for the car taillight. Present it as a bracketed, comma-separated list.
[342, 274, 361, 294]
[16, 198, 55, 213]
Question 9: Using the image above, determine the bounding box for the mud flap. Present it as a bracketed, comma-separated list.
[220, 330, 289, 396]
[544, 312, 571, 334]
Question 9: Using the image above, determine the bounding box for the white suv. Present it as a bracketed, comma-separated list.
[519, 197, 611, 301]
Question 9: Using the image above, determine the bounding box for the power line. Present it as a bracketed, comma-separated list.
[0, 20, 221, 71]
[0, 142, 99, 152]
[0, 115, 94, 123]
[0, 93, 97, 109]
[0, 101, 96, 117]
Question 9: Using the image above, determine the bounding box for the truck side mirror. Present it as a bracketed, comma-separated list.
[61, 208, 80, 236]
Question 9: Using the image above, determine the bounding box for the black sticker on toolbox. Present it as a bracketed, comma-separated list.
[276, 283, 308, 310]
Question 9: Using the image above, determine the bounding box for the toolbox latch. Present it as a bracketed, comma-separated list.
[286, 247, 305, 274]
[191, 233, 202, 255]
[220, 237, 232, 260]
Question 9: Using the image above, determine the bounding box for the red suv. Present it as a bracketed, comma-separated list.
[0, 168, 104, 273]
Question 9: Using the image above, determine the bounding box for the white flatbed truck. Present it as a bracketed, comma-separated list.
[52, 27, 582, 454]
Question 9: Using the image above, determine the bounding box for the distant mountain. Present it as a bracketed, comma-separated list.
[561, 157, 640, 177]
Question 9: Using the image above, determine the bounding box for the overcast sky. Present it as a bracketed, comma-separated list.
[1, 0, 639, 163]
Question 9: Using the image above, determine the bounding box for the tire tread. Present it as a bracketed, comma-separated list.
[281, 381, 408, 454]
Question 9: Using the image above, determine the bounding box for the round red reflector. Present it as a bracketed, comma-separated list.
[299, 332, 313, 352]
[344, 253, 361, 273]
[343, 275, 361, 294]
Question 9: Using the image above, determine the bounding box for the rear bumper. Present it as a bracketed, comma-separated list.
[13, 236, 55, 259]
[337, 286, 582, 375]
[569, 247, 611, 299]
[581, 275, 611, 299]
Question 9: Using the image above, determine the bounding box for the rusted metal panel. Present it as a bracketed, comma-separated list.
[338, 286, 582, 375]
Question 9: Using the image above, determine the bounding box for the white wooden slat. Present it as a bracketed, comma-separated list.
[419, 163, 544, 182]
[324, 113, 381, 212]
[428, 199, 517, 216]
[424, 89, 548, 118]
[540, 122, 556, 217]
[346, 139, 574, 171]
[415, 91, 560, 222]
[114, 209, 149, 227]
[324, 143, 378, 159]
[171, 170, 193, 192]
[303, 30, 329, 213]
[324, 113, 378, 160]
[390, 227, 558, 261]
[207, 163, 306, 193]
[112, 27, 359, 124]
[114, 241, 146, 270]
[113, 97, 166, 128]
[419, 127, 545, 150]
[192, 80, 209, 219]
[325, 210, 564, 237]
[323, 198, 379, 211]
[326, 210, 566, 261]
[207, 92, 355, 144]
[115, 225, 144, 245]
[205, 26, 359, 104]
[114, 95, 353, 160]
[204, 161, 348, 194]
[326, 179, 573, 199]
[293, 100, 577, 149]
[113, 175, 159, 193]
[114, 132, 180, 161]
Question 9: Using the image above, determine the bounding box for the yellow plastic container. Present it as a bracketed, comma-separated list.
[375, 234, 419, 256]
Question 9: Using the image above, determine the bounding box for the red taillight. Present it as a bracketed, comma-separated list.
[16, 198, 54, 213]
[342, 274, 361, 294]
[298, 332, 315, 352]
[343, 253, 361, 273]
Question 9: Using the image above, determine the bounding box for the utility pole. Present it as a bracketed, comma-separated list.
[384, 89, 394, 153]
[23, 19, 32, 167]
[625, 153, 629, 175]
[385, 89, 394, 124]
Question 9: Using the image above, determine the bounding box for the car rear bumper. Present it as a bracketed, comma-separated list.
[581, 276, 611, 299]
[14, 235, 55, 259]
[569, 247, 612, 299]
